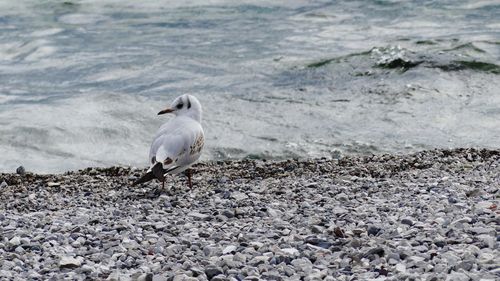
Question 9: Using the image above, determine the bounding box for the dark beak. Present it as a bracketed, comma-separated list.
[158, 108, 174, 115]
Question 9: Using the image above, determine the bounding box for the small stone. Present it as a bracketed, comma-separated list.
[305, 269, 327, 280]
[16, 166, 25, 175]
[352, 229, 364, 235]
[211, 275, 227, 281]
[137, 273, 154, 281]
[249, 255, 270, 266]
[280, 248, 300, 256]
[166, 244, 184, 256]
[204, 265, 223, 279]
[72, 237, 86, 247]
[28, 271, 42, 279]
[271, 255, 293, 265]
[0, 271, 12, 279]
[450, 217, 472, 226]
[14, 246, 24, 254]
[445, 271, 469, 281]
[364, 247, 385, 259]
[350, 239, 362, 248]
[305, 237, 332, 249]
[8, 236, 21, 247]
[478, 252, 495, 264]
[477, 235, 496, 249]
[284, 163, 297, 172]
[2, 261, 15, 270]
[0, 181, 7, 189]
[59, 256, 83, 268]
[367, 226, 381, 236]
[469, 227, 495, 235]
[249, 241, 264, 250]
[234, 208, 247, 217]
[476, 201, 493, 210]
[434, 240, 447, 248]
[466, 188, 482, 197]
[395, 263, 406, 273]
[442, 252, 461, 266]
[222, 245, 237, 255]
[189, 266, 204, 277]
[222, 209, 235, 218]
[188, 212, 211, 221]
[233, 252, 247, 263]
[388, 258, 398, 265]
[267, 207, 281, 217]
[230, 191, 248, 201]
[434, 263, 448, 273]
[333, 227, 346, 238]
[47, 182, 61, 187]
[20, 237, 30, 245]
[401, 217, 414, 226]
[154, 222, 167, 230]
[291, 258, 313, 273]
[203, 245, 221, 257]
[172, 274, 191, 281]
[311, 225, 324, 234]
[336, 193, 348, 201]
[455, 261, 473, 271]
[80, 264, 93, 273]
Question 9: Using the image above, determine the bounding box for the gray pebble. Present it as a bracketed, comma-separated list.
[222, 209, 235, 218]
[16, 166, 25, 175]
[291, 258, 313, 273]
[59, 256, 82, 269]
[445, 271, 469, 281]
[8, 236, 21, 247]
[222, 245, 237, 255]
[367, 225, 381, 236]
[188, 212, 211, 221]
[401, 217, 414, 226]
[205, 265, 223, 279]
[1, 150, 498, 280]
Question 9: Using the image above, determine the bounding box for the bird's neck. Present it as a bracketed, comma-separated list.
[183, 111, 202, 123]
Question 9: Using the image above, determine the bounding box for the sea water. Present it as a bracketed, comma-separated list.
[0, 0, 499, 173]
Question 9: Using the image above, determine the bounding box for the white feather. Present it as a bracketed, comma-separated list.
[147, 95, 204, 175]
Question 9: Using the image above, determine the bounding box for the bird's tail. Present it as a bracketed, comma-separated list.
[132, 171, 155, 186]
[132, 163, 166, 186]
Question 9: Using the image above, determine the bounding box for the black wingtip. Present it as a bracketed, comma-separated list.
[151, 162, 166, 181]
[132, 171, 155, 186]
[133, 162, 168, 186]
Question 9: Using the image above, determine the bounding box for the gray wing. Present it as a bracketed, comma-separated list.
[149, 133, 186, 170]
[148, 118, 203, 172]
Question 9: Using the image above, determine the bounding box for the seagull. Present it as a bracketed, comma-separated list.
[133, 94, 204, 189]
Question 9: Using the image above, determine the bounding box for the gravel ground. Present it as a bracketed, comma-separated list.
[1, 148, 499, 281]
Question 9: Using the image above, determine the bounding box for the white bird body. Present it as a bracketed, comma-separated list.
[134, 94, 204, 187]
[149, 115, 204, 175]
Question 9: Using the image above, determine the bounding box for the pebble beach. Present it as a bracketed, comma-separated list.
[1, 148, 499, 280]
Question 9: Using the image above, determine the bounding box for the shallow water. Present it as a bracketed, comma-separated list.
[0, 0, 499, 173]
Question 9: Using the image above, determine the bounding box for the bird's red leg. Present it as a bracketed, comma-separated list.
[187, 169, 193, 189]
[162, 179, 165, 189]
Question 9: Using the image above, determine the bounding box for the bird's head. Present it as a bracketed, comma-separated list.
[158, 94, 202, 122]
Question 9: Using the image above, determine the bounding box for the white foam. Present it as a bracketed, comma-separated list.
[58, 13, 110, 25]
[30, 28, 64, 37]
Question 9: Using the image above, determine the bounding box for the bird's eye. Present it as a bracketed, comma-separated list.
[176, 103, 183, 109]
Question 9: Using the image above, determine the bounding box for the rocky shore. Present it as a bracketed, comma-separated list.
[1, 148, 499, 281]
